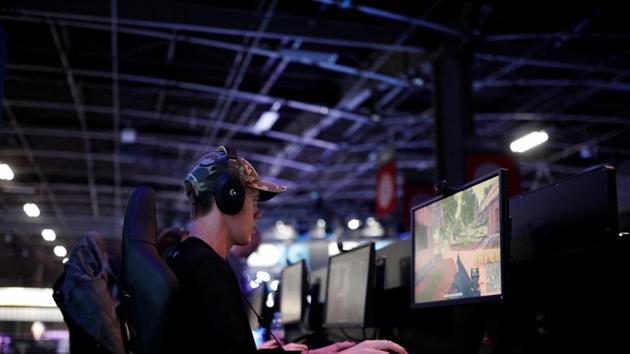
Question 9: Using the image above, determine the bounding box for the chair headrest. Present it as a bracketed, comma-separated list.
[122, 186, 157, 245]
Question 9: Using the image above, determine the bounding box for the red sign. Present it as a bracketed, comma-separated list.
[376, 160, 397, 219]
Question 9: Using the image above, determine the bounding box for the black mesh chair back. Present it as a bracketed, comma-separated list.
[121, 186, 179, 354]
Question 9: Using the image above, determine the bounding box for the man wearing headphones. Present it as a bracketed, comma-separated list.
[162, 146, 406, 354]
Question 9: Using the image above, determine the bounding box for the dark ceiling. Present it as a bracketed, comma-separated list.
[1, 0, 629, 286]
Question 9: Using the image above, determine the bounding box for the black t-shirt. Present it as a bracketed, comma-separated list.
[162, 237, 257, 354]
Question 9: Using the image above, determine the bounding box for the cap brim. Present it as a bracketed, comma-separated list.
[248, 179, 287, 202]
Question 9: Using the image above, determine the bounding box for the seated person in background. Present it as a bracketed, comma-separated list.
[161, 146, 407, 354]
[156, 227, 189, 258]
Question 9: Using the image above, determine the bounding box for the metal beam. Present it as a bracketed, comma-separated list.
[266, 23, 418, 178]
[312, 0, 462, 37]
[0, 13, 416, 86]
[219, 39, 303, 146]
[8, 9, 425, 53]
[0, 144, 316, 174]
[483, 32, 630, 42]
[3, 98, 340, 151]
[476, 17, 592, 90]
[474, 78, 630, 92]
[6, 63, 372, 125]
[475, 53, 630, 77]
[49, 21, 100, 219]
[2, 104, 69, 231]
[475, 112, 630, 126]
[111, 0, 122, 232]
[203, 0, 279, 146]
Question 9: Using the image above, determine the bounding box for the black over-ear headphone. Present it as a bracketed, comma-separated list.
[214, 147, 246, 215]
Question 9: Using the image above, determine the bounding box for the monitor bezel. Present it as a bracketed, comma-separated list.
[410, 169, 509, 309]
[323, 242, 375, 328]
[280, 259, 307, 325]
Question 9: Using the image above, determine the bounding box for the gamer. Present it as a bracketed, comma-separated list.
[161, 146, 407, 354]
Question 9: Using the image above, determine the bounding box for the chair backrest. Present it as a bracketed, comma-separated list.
[121, 186, 179, 354]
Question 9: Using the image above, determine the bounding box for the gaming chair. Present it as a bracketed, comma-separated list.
[120, 186, 179, 354]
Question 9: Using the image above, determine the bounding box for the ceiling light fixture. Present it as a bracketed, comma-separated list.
[510, 130, 549, 153]
[53, 246, 67, 258]
[253, 111, 279, 133]
[23, 203, 40, 217]
[41, 229, 56, 242]
[0, 163, 14, 181]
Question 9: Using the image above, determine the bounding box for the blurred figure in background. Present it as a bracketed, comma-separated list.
[157, 227, 189, 259]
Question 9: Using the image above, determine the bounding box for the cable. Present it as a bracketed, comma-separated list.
[242, 290, 286, 352]
[227, 260, 285, 352]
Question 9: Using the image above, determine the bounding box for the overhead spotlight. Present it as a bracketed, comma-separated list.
[23, 203, 40, 217]
[411, 77, 425, 86]
[53, 245, 67, 258]
[31, 321, 46, 341]
[0, 163, 14, 180]
[319, 106, 329, 115]
[120, 128, 137, 144]
[510, 130, 549, 153]
[580, 146, 593, 159]
[253, 111, 279, 133]
[41, 229, 56, 242]
[347, 218, 361, 230]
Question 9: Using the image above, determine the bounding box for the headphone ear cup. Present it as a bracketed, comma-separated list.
[215, 172, 245, 215]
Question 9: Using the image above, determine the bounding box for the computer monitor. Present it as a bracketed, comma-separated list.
[247, 285, 266, 330]
[310, 267, 328, 304]
[376, 238, 411, 290]
[324, 243, 374, 328]
[280, 260, 307, 325]
[510, 164, 619, 263]
[411, 170, 508, 309]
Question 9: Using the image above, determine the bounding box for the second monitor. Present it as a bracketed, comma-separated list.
[280, 260, 307, 325]
[411, 170, 509, 309]
[324, 243, 375, 328]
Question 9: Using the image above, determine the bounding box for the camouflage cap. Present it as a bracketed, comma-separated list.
[185, 146, 287, 202]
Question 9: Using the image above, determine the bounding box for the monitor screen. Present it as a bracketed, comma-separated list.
[280, 260, 306, 324]
[247, 285, 266, 330]
[411, 170, 508, 308]
[324, 243, 374, 327]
